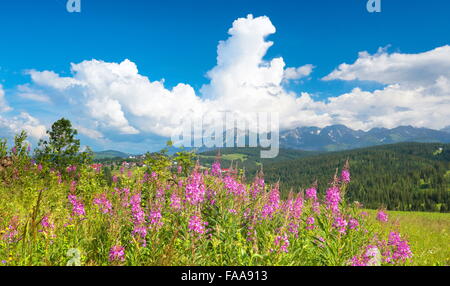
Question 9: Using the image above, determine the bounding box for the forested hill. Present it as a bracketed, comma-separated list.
[262, 143, 450, 212]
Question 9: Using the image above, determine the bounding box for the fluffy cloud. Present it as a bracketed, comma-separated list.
[22, 14, 450, 145]
[283, 65, 315, 81]
[323, 46, 450, 87]
[322, 46, 450, 130]
[0, 112, 46, 140]
[0, 85, 46, 140]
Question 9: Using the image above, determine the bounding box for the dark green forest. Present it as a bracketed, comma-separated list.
[260, 143, 450, 213]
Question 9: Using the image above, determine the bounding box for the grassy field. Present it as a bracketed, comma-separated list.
[367, 210, 450, 266]
[198, 153, 248, 162]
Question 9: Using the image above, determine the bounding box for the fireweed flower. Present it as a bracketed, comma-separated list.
[250, 176, 265, 198]
[170, 192, 182, 211]
[129, 193, 147, 246]
[291, 195, 304, 219]
[130, 194, 145, 225]
[325, 186, 341, 214]
[305, 216, 315, 230]
[387, 232, 413, 262]
[149, 210, 163, 229]
[188, 215, 208, 235]
[68, 195, 85, 217]
[261, 185, 280, 219]
[93, 194, 112, 214]
[288, 222, 299, 236]
[211, 161, 222, 177]
[332, 216, 348, 234]
[341, 169, 351, 183]
[377, 210, 389, 222]
[109, 245, 125, 262]
[348, 218, 359, 230]
[305, 188, 317, 201]
[185, 171, 206, 205]
[66, 165, 77, 173]
[351, 245, 381, 266]
[206, 189, 217, 205]
[273, 234, 290, 253]
[40, 215, 55, 231]
[223, 176, 246, 196]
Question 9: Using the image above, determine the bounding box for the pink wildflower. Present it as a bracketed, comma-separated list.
[332, 216, 348, 234]
[68, 194, 85, 217]
[325, 186, 341, 214]
[341, 169, 351, 183]
[185, 171, 206, 205]
[305, 188, 317, 201]
[109, 245, 126, 262]
[377, 210, 389, 222]
[170, 192, 182, 210]
[273, 234, 290, 253]
[188, 215, 208, 235]
[93, 194, 112, 214]
[305, 216, 315, 230]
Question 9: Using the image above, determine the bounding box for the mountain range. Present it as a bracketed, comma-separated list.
[279, 125, 450, 151]
[94, 125, 450, 156]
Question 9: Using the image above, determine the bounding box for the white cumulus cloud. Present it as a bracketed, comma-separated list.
[22, 14, 450, 144]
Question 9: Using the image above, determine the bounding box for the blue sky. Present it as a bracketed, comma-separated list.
[1, 0, 450, 153]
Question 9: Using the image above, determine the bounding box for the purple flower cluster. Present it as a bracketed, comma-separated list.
[377, 210, 388, 222]
[188, 215, 208, 235]
[149, 210, 163, 229]
[261, 186, 280, 219]
[185, 171, 206, 205]
[170, 192, 182, 211]
[325, 186, 341, 214]
[305, 188, 317, 201]
[273, 234, 290, 253]
[109, 245, 126, 262]
[305, 216, 315, 230]
[250, 177, 265, 198]
[211, 161, 222, 177]
[41, 215, 55, 230]
[386, 232, 413, 263]
[332, 216, 348, 234]
[93, 194, 112, 214]
[66, 165, 77, 173]
[348, 218, 359, 230]
[130, 194, 147, 244]
[351, 245, 381, 266]
[68, 194, 85, 217]
[223, 176, 246, 196]
[341, 169, 351, 183]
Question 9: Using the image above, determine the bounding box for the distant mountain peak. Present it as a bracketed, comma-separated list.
[280, 125, 450, 151]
